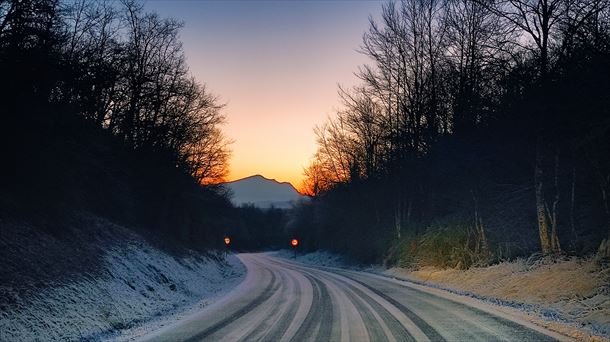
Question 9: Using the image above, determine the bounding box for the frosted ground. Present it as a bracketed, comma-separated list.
[273, 249, 358, 268]
[0, 218, 245, 341]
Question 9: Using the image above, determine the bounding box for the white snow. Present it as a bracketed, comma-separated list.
[0, 235, 245, 341]
[273, 249, 358, 269]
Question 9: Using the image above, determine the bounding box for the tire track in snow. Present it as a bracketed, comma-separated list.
[330, 271, 446, 341]
[257, 271, 301, 341]
[238, 267, 296, 341]
[289, 273, 333, 342]
[268, 257, 421, 341]
[326, 274, 418, 342]
[185, 267, 278, 342]
[145, 253, 569, 342]
[271, 256, 560, 342]
[336, 279, 387, 340]
[336, 269, 560, 342]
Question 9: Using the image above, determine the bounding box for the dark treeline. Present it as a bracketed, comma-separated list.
[0, 0, 234, 250]
[293, 0, 610, 266]
[228, 205, 291, 251]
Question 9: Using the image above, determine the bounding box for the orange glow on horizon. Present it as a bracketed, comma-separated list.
[144, 2, 381, 192]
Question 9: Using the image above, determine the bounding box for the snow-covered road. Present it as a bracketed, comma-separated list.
[142, 253, 572, 341]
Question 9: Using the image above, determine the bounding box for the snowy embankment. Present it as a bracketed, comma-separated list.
[276, 250, 610, 341]
[0, 217, 245, 341]
[273, 249, 364, 269]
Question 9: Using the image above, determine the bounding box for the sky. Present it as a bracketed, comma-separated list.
[145, 0, 382, 189]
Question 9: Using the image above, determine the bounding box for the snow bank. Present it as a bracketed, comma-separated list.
[272, 249, 368, 269]
[0, 220, 245, 341]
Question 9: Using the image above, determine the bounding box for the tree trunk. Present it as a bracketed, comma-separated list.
[548, 149, 561, 254]
[591, 152, 610, 259]
[535, 138, 552, 255]
[570, 158, 577, 245]
[394, 200, 402, 239]
[472, 189, 489, 258]
[597, 175, 610, 259]
[406, 198, 413, 229]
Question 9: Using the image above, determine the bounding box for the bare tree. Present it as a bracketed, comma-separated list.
[445, 0, 514, 133]
[57, 0, 232, 186]
[477, 0, 607, 255]
[181, 85, 231, 184]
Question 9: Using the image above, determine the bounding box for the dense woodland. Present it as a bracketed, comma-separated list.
[2, 0, 609, 267]
[0, 0, 239, 250]
[293, 0, 610, 266]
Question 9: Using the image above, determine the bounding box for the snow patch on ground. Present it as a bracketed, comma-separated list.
[273, 249, 360, 269]
[0, 222, 245, 341]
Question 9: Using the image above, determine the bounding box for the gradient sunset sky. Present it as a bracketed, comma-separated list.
[146, 1, 382, 189]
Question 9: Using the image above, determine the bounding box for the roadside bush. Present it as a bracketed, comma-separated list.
[385, 233, 418, 268]
[395, 221, 493, 270]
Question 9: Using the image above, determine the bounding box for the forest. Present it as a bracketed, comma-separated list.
[0, 0, 238, 251]
[292, 0, 610, 266]
[2, 0, 610, 267]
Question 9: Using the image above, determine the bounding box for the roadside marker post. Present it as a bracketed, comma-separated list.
[224, 236, 231, 258]
[291, 238, 299, 259]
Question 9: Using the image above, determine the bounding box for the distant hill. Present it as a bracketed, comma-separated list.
[224, 175, 304, 209]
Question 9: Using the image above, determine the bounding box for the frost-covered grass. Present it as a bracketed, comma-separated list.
[0, 218, 245, 341]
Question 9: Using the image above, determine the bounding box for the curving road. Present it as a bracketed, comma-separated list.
[144, 253, 571, 342]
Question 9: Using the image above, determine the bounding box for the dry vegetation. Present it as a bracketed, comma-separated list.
[387, 258, 610, 340]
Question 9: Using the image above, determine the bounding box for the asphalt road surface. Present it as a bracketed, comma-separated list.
[144, 253, 571, 342]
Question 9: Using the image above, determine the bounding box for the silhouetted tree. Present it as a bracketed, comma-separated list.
[0, 0, 232, 248]
[298, 0, 610, 264]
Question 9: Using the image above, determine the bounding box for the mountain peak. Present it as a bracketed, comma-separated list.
[234, 174, 274, 182]
[228, 174, 299, 193]
[223, 174, 303, 209]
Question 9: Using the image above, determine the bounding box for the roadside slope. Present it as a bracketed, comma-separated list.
[0, 216, 245, 341]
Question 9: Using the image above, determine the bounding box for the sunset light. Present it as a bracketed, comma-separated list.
[144, 1, 380, 188]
